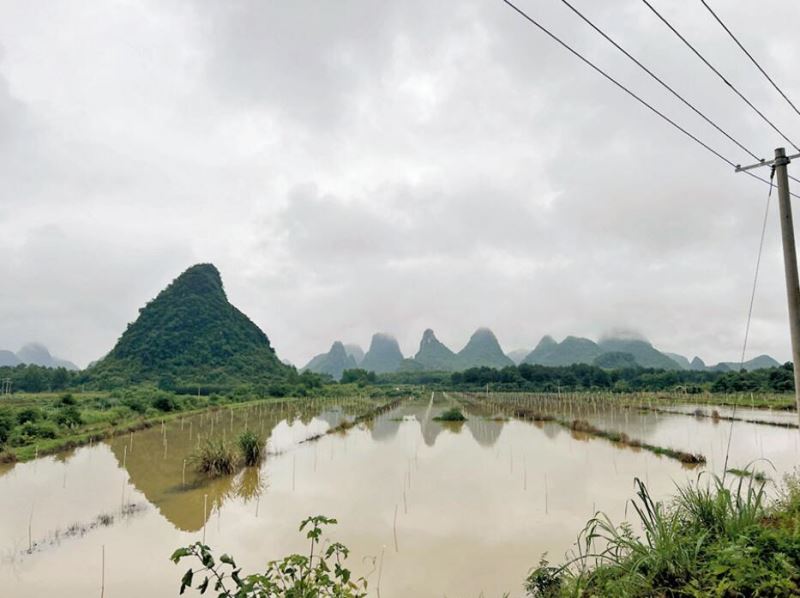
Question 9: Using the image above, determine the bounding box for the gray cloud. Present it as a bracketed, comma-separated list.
[1, 0, 799, 368]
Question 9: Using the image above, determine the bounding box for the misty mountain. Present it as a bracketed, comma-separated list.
[360, 333, 405, 374]
[457, 328, 514, 370]
[714, 355, 782, 372]
[524, 335, 604, 366]
[86, 263, 291, 385]
[15, 343, 79, 370]
[0, 350, 21, 367]
[664, 352, 692, 370]
[506, 349, 529, 365]
[690, 356, 707, 371]
[344, 344, 365, 366]
[414, 329, 458, 371]
[302, 341, 358, 380]
[593, 351, 638, 369]
[597, 338, 683, 370]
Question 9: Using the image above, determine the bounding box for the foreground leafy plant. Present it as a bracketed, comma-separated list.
[525, 470, 800, 597]
[171, 515, 367, 597]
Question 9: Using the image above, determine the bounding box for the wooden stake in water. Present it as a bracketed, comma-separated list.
[544, 473, 549, 515]
[202, 494, 208, 544]
[523, 455, 527, 491]
[122, 445, 127, 469]
[403, 488, 408, 514]
[377, 545, 386, 597]
[393, 504, 399, 552]
[182, 459, 187, 487]
[28, 506, 33, 552]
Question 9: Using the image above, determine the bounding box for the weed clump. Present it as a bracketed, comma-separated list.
[526, 471, 800, 597]
[238, 431, 263, 466]
[433, 407, 467, 422]
[191, 440, 236, 477]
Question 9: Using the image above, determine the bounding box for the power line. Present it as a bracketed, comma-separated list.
[498, 0, 798, 197]
[723, 165, 775, 483]
[557, 0, 762, 162]
[640, 0, 800, 153]
[699, 0, 800, 121]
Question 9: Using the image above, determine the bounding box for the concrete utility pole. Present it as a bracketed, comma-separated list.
[774, 148, 800, 421]
[738, 147, 800, 423]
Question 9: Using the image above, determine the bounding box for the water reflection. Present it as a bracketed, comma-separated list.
[1, 394, 798, 598]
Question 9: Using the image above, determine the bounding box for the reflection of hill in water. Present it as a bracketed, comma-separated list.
[368, 412, 402, 442]
[108, 406, 332, 532]
[464, 417, 504, 447]
[416, 412, 445, 447]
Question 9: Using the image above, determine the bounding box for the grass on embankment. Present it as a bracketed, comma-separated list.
[526, 470, 800, 597]
[0, 387, 391, 463]
[508, 406, 706, 465]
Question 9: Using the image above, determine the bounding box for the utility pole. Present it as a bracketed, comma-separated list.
[737, 147, 800, 423]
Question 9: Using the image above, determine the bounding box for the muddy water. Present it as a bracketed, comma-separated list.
[0, 393, 797, 597]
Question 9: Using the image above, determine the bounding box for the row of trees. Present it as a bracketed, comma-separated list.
[0, 365, 79, 393]
[366, 362, 795, 393]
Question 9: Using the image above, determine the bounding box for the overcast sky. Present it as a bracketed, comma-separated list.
[2, 0, 800, 368]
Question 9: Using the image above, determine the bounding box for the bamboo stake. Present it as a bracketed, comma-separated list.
[202, 494, 208, 544]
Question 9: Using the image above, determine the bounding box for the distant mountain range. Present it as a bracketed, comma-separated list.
[4, 263, 786, 381]
[0, 343, 78, 370]
[303, 329, 783, 376]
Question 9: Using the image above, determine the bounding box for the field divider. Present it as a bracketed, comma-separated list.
[455, 393, 706, 465]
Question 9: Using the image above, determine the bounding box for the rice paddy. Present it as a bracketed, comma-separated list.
[0, 391, 797, 597]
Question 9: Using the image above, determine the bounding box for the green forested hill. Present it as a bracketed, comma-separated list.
[86, 263, 292, 387]
[415, 329, 458, 371]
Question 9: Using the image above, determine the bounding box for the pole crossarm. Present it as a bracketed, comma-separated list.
[736, 152, 800, 172]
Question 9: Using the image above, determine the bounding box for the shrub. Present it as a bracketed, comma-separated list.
[55, 405, 82, 428]
[16, 407, 42, 425]
[0, 409, 13, 445]
[122, 397, 147, 414]
[152, 395, 176, 412]
[11, 421, 59, 445]
[59, 393, 77, 406]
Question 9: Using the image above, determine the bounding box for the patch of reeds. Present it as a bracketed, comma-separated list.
[237, 431, 263, 466]
[191, 439, 236, 477]
[433, 407, 467, 422]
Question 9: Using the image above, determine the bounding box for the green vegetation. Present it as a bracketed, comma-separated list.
[0, 384, 386, 463]
[456, 328, 514, 370]
[433, 407, 467, 422]
[172, 515, 367, 597]
[238, 431, 263, 466]
[302, 341, 358, 381]
[445, 362, 796, 394]
[191, 440, 237, 477]
[525, 472, 800, 597]
[84, 264, 294, 388]
[727, 468, 769, 483]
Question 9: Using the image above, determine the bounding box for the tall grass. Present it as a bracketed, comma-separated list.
[526, 470, 800, 597]
[238, 431, 263, 466]
[191, 440, 236, 477]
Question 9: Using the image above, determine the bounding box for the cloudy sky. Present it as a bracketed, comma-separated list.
[2, 0, 800, 368]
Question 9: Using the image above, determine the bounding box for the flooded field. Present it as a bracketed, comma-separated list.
[0, 392, 797, 597]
